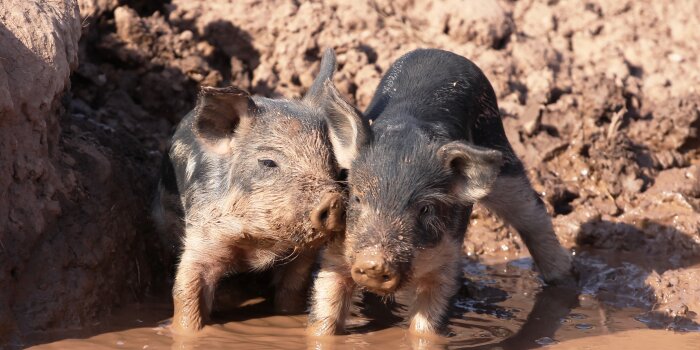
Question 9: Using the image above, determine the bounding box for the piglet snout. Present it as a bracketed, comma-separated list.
[351, 250, 400, 293]
[311, 192, 346, 235]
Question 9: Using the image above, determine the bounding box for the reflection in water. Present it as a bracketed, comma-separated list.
[460, 286, 579, 350]
[26, 259, 700, 350]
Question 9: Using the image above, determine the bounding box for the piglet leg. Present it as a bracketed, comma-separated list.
[307, 243, 355, 336]
[482, 173, 575, 285]
[408, 238, 462, 336]
[273, 250, 317, 314]
[171, 239, 229, 333]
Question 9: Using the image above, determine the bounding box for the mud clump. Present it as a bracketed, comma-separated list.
[2, 0, 700, 345]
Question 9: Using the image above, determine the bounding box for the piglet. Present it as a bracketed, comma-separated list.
[153, 49, 354, 333]
[308, 48, 575, 336]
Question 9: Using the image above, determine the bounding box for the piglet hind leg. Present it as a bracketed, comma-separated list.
[307, 243, 355, 336]
[171, 243, 229, 334]
[481, 171, 576, 286]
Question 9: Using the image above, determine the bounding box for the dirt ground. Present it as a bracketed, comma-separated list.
[3, 0, 700, 346]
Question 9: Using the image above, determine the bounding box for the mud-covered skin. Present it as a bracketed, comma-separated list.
[153, 49, 352, 334]
[308, 49, 574, 337]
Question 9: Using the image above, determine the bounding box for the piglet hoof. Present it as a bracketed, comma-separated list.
[538, 249, 579, 288]
[170, 306, 205, 335]
[408, 326, 443, 343]
[408, 318, 443, 340]
[169, 316, 204, 336]
[306, 332, 341, 350]
[552, 260, 581, 288]
[408, 332, 447, 350]
[543, 258, 580, 289]
[547, 273, 578, 289]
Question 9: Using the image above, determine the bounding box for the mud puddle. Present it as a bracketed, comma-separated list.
[27, 258, 700, 350]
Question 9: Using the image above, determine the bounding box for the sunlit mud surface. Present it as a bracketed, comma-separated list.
[28, 258, 700, 349]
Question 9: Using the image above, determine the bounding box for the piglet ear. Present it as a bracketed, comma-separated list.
[193, 86, 255, 153]
[304, 48, 370, 169]
[304, 48, 337, 102]
[439, 141, 503, 202]
[321, 80, 370, 169]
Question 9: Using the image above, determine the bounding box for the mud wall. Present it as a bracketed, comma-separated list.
[1, 0, 161, 344]
[1, 0, 81, 342]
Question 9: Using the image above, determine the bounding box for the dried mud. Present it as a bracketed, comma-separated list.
[4, 0, 700, 348]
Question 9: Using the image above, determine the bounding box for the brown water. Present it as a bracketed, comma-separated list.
[27, 258, 700, 350]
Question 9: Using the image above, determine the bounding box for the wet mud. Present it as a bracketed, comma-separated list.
[27, 258, 700, 349]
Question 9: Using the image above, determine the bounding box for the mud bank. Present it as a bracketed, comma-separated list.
[2, 0, 699, 347]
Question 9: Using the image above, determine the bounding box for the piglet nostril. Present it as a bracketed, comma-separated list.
[311, 192, 346, 235]
[318, 207, 329, 222]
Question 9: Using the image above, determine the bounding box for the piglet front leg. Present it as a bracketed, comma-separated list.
[171, 238, 231, 334]
[307, 242, 355, 336]
[273, 250, 317, 314]
[408, 237, 462, 336]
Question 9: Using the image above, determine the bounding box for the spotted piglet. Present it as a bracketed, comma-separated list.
[153, 49, 355, 333]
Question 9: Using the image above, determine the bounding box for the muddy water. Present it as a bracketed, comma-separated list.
[28, 259, 700, 350]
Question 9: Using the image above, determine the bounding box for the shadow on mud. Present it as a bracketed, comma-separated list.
[574, 218, 700, 330]
[455, 286, 579, 350]
[201, 20, 261, 90]
[575, 219, 700, 274]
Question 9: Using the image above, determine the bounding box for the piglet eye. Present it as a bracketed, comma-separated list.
[258, 159, 278, 168]
[420, 205, 432, 216]
[352, 194, 361, 203]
